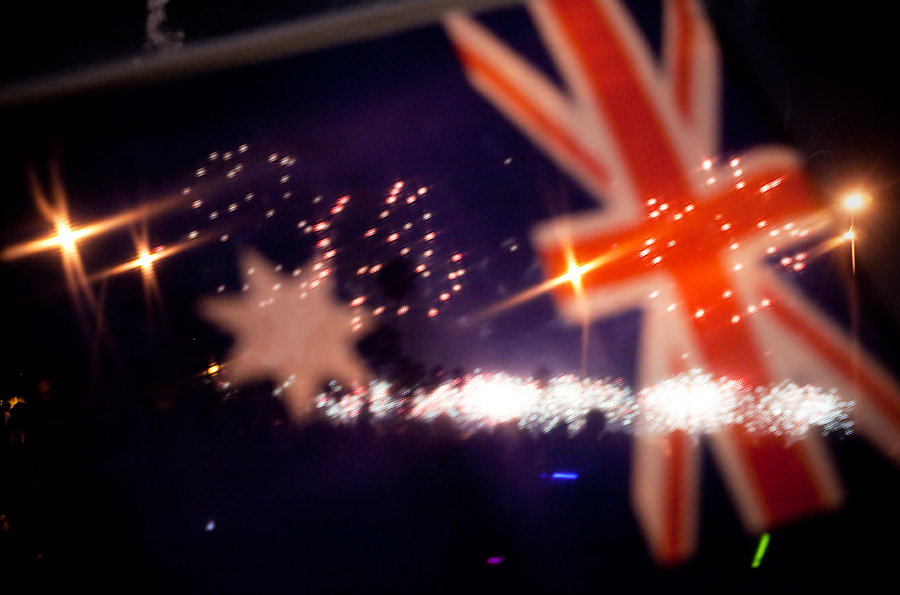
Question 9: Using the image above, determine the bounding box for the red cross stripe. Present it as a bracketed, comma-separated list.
[446, 0, 900, 564]
[537, 151, 842, 562]
[539, 163, 815, 385]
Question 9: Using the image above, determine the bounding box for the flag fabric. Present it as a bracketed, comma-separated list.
[445, 0, 900, 563]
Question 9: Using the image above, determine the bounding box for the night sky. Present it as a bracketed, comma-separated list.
[1, 1, 900, 592]
[2, 0, 899, 386]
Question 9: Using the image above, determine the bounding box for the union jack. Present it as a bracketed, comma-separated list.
[445, 0, 900, 563]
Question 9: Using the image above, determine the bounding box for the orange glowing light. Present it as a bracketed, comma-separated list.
[97, 235, 199, 280]
[565, 259, 585, 291]
[55, 221, 78, 254]
[844, 193, 866, 211]
[137, 250, 155, 273]
[2, 190, 183, 263]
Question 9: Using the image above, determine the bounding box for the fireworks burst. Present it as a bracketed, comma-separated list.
[314, 369, 852, 438]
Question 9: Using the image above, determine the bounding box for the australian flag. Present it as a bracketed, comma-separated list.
[1, 0, 899, 590]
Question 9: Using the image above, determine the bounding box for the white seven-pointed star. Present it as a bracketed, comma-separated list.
[199, 250, 372, 422]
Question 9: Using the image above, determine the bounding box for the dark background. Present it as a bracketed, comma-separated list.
[1, 1, 899, 593]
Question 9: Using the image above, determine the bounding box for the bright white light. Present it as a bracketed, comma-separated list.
[314, 369, 851, 438]
[565, 260, 585, 290]
[55, 221, 77, 255]
[137, 251, 155, 273]
[638, 370, 728, 434]
[466, 376, 533, 423]
[844, 193, 866, 211]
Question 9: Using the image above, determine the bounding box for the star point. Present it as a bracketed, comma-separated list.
[200, 250, 373, 423]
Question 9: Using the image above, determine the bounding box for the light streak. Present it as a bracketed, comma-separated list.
[6, 165, 102, 331]
[95, 236, 203, 279]
[469, 245, 613, 322]
[551, 472, 579, 480]
[1, 191, 183, 262]
[751, 533, 770, 568]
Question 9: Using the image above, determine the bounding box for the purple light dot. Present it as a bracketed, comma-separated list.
[486, 557, 503, 565]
